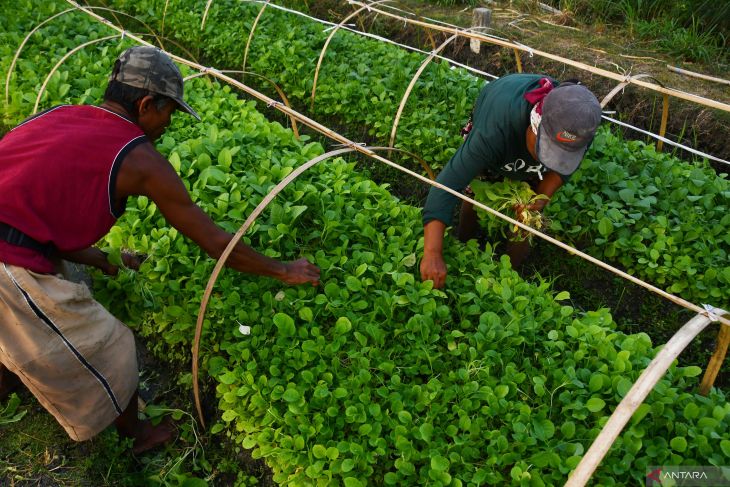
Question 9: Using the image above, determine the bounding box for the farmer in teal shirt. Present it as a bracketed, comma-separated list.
[420, 74, 602, 288]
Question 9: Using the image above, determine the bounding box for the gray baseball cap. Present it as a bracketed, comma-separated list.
[536, 83, 601, 175]
[111, 46, 200, 120]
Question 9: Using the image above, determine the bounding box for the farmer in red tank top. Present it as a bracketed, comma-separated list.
[0, 46, 320, 454]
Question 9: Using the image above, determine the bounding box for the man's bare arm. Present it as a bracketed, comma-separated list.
[115, 143, 319, 285]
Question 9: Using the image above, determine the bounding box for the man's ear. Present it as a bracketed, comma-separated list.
[136, 95, 156, 116]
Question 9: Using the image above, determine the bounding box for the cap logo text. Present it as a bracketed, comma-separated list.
[556, 131, 577, 143]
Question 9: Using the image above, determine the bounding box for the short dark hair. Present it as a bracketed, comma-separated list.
[104, 60, 173, 118]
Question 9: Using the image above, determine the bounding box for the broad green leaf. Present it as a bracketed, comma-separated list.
[282, 388, 301, 403]
[586, 397, 606, 412]
[598, 217, 614, 237]
[312, 444, 326, 459]
[273, 313, 295, 337]
[554, 291, 570, 301]
[532, 418, 555, 441]
[670, 436, 687, 452]
[335, 317, 352, 334]
[431, 455, 449, 472]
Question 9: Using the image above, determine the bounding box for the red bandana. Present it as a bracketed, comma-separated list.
[523, 77, 554, 115]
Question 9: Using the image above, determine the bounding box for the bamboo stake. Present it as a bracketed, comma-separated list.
[5, 7, 162, 107]
[33, 35, 121, 114]
[699, 322, 730, 395]
[184, 69, 300, 139]
[241, 0, 270, 80]
[201, 0, 214, 30]
[389, 34, 458, 150]
[192, 147, 356, 426]
[425, 28, 437, 52]
[513, 47, 522, 73]
[347, 1, 730, 114]
[64, 0, 730, 332]
[310, 0, 391, 111]
[657, 94, 669, 152]
[565, 311, 726, 487]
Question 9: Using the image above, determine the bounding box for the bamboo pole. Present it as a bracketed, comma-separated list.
[63, 0, 730, 332]
[33, 34, 121, 114]
[667, 65, 730, 87]
[310, 0, 391, 111]
[5, 7, 162, 107]
[184, 69, 301, 139]
[347, 1, 730, 114]
[241, 0, 270, 80]
[657, 94, 669, 152]
[699, 321, 730, 395]
[191, 147, 356, 426]
[565, 310, 727, 487]
[389, 34, 458, 150]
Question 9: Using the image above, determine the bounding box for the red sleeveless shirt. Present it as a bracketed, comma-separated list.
[0, 105, 147, 273]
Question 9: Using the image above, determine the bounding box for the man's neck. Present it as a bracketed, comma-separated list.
[100, 101, 134, 121]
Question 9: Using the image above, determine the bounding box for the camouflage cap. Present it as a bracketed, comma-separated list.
[111, 46, 200, 120]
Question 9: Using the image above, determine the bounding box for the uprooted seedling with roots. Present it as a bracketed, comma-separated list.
[470, 179, 550, 242]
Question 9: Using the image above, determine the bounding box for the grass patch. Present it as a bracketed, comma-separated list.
[0, 340, 269, 486]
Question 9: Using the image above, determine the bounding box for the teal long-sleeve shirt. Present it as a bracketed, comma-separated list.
[422, 74, 562, 226]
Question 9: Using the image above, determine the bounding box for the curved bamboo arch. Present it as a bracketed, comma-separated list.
[64, 4, 730, 442]
[137, 33, 199, 64]
[565, 309, 728, 487]
[310, 0, 392, 111]
[192, 147, 355, 426]
[600, 74, 664, 108]
[161, 0, 171, 38]
[5, 6, 163, 106]
[241, 0, 270, 80]
[190, 144, 434, 426]
[5, 8, 74, 106]
[33, 34, 121, 114]
[368, 146, 435, 180]
[201, 0, 214, 30]
[388, 34, 458, 150]
[600, 74, 671, 151]
[184, 69, 301, 139]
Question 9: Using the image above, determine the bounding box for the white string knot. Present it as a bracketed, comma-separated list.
[702, 304, 726, 322]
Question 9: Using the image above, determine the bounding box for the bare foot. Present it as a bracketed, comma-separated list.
[131, 417, 176, 455]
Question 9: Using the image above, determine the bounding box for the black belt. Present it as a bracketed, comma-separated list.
[0, 222, 56, 258]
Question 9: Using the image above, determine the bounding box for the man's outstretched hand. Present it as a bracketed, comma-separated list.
[420, 251, 447, 289]
[104, 252, 145, 276]
[282, 258, 320, 286]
